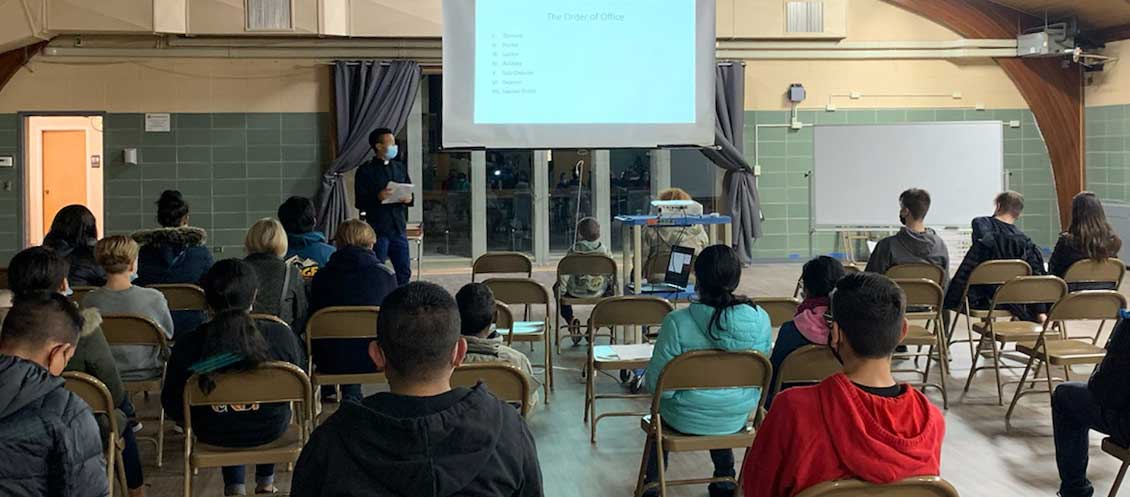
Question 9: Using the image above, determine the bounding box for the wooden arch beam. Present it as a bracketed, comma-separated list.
[885, 0, 1084, 229]
[0, 41, 47, 97]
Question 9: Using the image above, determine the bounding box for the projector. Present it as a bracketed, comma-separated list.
[651, 199, 703, 219]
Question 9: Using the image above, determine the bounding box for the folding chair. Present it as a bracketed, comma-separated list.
[1005, 291, 1126, 430]
[102, 314, 171, 467]
[770, 345, 841, 400]
[71, 286, 98, 305]
[793, 476, 960, 497]
[483, 278, 554, 400]
[886, 263, 946, 284]
[1102, 438, 1130, 497]
[252, 313, 290, 330]
[183, 362, 312, 497]
[962, 275, 1067, 405]
[149, 284, 208, 311]
[892, 278, 950, 408]
[946, 259, 1030, 350]
[472, 252, 533, 282]
[64, 371, 126, 497]
[634, 350, 772, 497]
[752, 297, 800, 328]
[304, 306, 383, 424]
[555, 253, 618, 352]
[452, 363, 536, 418]
[1063, 258, 1126, 343]
[586, 296, 673, 443]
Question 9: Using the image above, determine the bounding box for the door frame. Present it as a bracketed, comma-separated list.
[17, 111, 107, 248]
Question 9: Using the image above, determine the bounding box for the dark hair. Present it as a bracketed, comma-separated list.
[802, 256, 845, 298]
[830, 273, 906, 358]
[196, 309, 271, 394]
[375, 282, 461, 381]
[899, 188, 931, 221]
[278, 196, 317, 234]
[994, 191, 1025, 217]
[157, 190, 190, 227]
[0, 292, 84, 349]
[200, 259, 259, 313]
[455, 283, 496, 336]
[368, 127, 394, 149]
[693, 245, 755, 339]
[1067, 191, 1122, 261]
[44, 204, 98, 249]
[577, 217, 601, 242]
[7, 247, 69, 297]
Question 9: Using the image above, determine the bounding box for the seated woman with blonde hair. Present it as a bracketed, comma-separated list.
[641, 188, 711, 279]
[243, 218, 308, 332]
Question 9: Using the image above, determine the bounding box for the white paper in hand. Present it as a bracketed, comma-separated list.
[382, 182, 414, 204]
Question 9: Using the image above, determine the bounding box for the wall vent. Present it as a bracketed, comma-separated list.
[786, 1, 824, 33]
[247, 0, 293, 31]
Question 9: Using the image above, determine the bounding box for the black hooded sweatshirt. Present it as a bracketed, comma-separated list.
[291, 385, 542, 497]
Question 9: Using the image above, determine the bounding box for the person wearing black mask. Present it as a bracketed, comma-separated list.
[864, 188, 950, 286]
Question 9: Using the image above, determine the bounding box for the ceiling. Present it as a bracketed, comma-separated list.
[989, 0, 1130, 33]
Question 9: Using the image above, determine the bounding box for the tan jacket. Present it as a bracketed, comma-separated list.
[463, 335, 540, 408]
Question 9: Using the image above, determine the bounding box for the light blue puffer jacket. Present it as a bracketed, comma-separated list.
[644, 302, 772, 435]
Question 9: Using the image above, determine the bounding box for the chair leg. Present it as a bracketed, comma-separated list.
[1005, 356, 1037, 431]
[157, 407, 166, 468]
[656, 435, 668, 497]
[963, 334, 986, 393]
[1110, 460, 1130, 497]
[584, 363, 593, 424]
[183, 454, 192, 497]
[634, 436, 654, 497]
[990, 338, 1005, 406]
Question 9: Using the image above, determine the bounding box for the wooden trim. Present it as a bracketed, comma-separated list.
[884, 0, 1084, 228]
[0, 41, 47, 97]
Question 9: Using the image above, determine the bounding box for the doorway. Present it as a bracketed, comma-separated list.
[22, 115, 104, 246]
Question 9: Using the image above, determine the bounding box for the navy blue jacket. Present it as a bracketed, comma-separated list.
[309, 246, 397, 374]
[131, 227, 215, 338]
[354, 158, 412, 236]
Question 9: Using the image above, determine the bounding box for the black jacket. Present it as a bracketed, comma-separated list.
[308, 246, 397, 374]
[161, 318, 306, 447]
[1048, 233, 1121, 292]
[132, 226, 215, 338]
[291, 385, 542, 497]
[244, 253, 309, 333]
[42, 237, 105, 288]
[355, 158, 412, 236]
[945, 218, 1047, 320]
[1091, 319, 1130, 444]
[0, 355, 108, 497]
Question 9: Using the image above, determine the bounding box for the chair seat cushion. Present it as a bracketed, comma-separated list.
[901, 325, 938, 347]
[191, 425, 303, 468]
[639, 415, 755, 452]
[971, 321, 1042, 340]
[499, 321, 546, 342]
[1016, 339, 1106, 364]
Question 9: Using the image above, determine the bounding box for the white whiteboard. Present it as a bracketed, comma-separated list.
[813, 121, 1004, 228]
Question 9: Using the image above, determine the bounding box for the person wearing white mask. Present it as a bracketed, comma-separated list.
[354, 127, 414, 285]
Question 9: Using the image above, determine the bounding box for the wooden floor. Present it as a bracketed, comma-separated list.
[132, 262, 1124, 497]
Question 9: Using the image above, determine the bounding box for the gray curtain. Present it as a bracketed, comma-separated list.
[702, 61, 762, 264]
[316, 60, 422, 238]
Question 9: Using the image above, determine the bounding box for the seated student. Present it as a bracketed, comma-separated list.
[132, 190, 215, 338]
[42, 204, 106, 287]
[766, 255, 845, 407]
[308, 219, 397, 403]
[243, 218, 308, 332]
[455, 282, 539, 407]
[1053, 318, 1130, 497]
[83, 235, 175, 382]
[1049, 192, 1123, 291]
[945, 191, 1048, 322]
[161, 259, 305, 497]
[560, 217, 613, 333]
[741, 273, 945, 497]
[864, 188, 950, 285]
[640, 245, 772, 497]
[278, 196, 336, 279]
[291, 282, 543, 497]
[0, 293, 108, 497]
[6, 247, 145, 497]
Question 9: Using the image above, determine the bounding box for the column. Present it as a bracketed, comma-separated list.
[532, 150, 550, 264]
[594, 149, 612, 246]
[471, 150, 488, 258]
[650, 149, 671, 195]
[407, 85, 423, 224]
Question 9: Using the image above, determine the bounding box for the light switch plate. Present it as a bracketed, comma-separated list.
[0, 156, 12, 167]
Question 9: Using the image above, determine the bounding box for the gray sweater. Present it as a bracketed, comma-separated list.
[82, 286, 174, 381]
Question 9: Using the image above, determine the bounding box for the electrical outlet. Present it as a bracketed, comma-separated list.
[952, 91, 963, 99]
[849, 92, 862, 100]
[753, 164, 762, 176]
[1009, 120, 1021, 128]
[825, 104, 837, 112]
[975, 104, 986, 111]
[790, 118, 804, 130]
[213, 246, 224, 253]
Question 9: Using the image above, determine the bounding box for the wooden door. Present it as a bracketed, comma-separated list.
[41, 130, 88, 235]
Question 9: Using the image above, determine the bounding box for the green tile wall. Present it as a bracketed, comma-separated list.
[0, 114, 18, 263]
[744, 108, 1059, 261]
[1085, 105, 1129, 203]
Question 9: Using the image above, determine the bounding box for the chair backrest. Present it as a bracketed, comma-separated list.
[1064, 258, 1126, 287]
[101, 314, 170, 350]
[472, 252, 533, 281]
[793, 477, 959, 497]
[892, 278, 945, 310]
[752, 297, 800, 328]
[843, 264, 863, 274]
[557, 253, 618, 277]
[71, 286, 98, 305]
[252, 313, 291, 330]
[990, 275, 1068, 307]
[588, 296, 674, 330]
[305, 306, 379, 340]
[493, 302, 514, 330]
[483, 278, 551, 306]
[886, 263, 945, 285]
[451, 363, 534, 418]
[63, 371, 116, 418]
[183, 361, 311, 430]
[651, 350, 772, 416]
[1046, 290, 1128, 322]
[772, 345, 841, 395]
[149, 284, 208, 311]
[966, 259, 1031, 286]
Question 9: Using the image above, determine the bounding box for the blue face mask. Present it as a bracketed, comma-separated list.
[384, 145, 398, 161]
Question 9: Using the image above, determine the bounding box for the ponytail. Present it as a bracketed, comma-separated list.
[193, 309, 270, 394]
[692, 245, 755, 340]
[698, 288, 755, 341]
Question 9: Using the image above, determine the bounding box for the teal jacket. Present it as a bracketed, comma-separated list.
[644, 302, 772, 435]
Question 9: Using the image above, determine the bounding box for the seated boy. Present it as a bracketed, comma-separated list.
[0, 292, 108, 497]
[291, 282, 543, 497]
[741, 273, 945, 497]
[456, 282, 539, 408]
[278, 196, 336, 279]
[864, 188, 949, 285]
[560, 217, 612, 334]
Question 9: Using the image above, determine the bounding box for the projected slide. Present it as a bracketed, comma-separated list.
[473, 0, 696, 125]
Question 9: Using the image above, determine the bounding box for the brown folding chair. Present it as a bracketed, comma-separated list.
[793, 476, 960, 497]
[252, 313, 290, 329]
[555, 253, 618, 352]
[1063, 258, 1126, 343]
[892, 278, 949, 408]
[472, 252, 533, 282]
[947, 259, 1030, 350]
[962, 275, 1068, 405]
[101, 314, 172, 467]
[634, 350, 772, 497]
[886, 263, 946, 284]
[452, 363, 536, 418]
[149, 284, 208, 311]
[71, 286, 98, 306]
[63, 371, 126, 497]
[769, 345, 841, 400]
[304, 306, 383, 424]
[1005, 291, 1127, 430]
[1103, 438, 1130, 497]
[483, 278, 554, 401]
[493, 301, 514, 331]
[586, 296, 673, 443]
[183, 362, 312, 497]
[752, 297, 800, 328]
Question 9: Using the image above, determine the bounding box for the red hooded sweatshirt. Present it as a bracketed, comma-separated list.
[741, 373, 944, 497]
